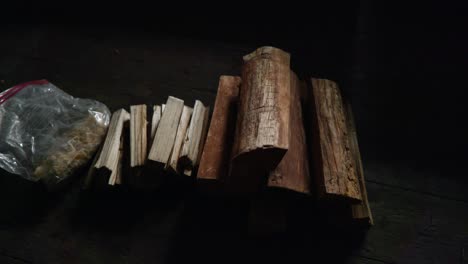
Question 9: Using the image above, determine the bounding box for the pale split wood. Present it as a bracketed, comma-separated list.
[167, 105, 193, 173]
[345, 101, 373, 225]
[162, 104, 165, 113]
[108, 135, 124, 185]
[95, 109, 130, 171]
[197, 75, 241, 184]
[267, 71, 310, 194]
[130, 104, 147, 168]
[148, 96, 184, 167]
[179, 100, 210, 176]
[309, 78, 362, 202]
[229, 46, 291, 193]
[151, 105, 161, 140]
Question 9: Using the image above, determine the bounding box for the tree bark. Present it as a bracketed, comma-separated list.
[267, 71, 310, 194]
[309, 78, 362, 202]
[197, 76, 241, 192]
[229, 46, 291, 194]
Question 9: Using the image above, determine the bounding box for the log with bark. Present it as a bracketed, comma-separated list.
[228, 46, 291, 194]
[267, 71, 310, 194]
[308, 78, 362, 202]
[197, 75, 241, 192]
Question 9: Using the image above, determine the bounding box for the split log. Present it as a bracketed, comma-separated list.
[148, 96, 184, 171]
[197, 76, 241, 191]
[108, 134, 124, 185]
[167, 106, 193, 173]
[179, 100, 210, 176]
[93, 109, 130, 186]
[151, 105, 161, 140]
[162, 104, 166, 113]
[267, 71, 310, 194]
[229, 46, 291, 194]
[130, 105, 147, 170]
[309, 78, 362, 202]
[344, 102, 373, 225]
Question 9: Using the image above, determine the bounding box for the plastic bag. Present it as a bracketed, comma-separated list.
[0, 80, 110, 188]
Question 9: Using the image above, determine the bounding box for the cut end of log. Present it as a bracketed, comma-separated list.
[242, 46, 290, 64]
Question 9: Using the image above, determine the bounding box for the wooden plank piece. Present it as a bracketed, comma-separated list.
[151, 105, 161, 140]
[93, 109, 130, 186]
[228, 46, 291, 194]
[197, 76, 241, 190]
[267, 71, 310, 194]
[309, 78, 362, 202]
[130, 104, 147, 168]
[179, 100, 210, 176]
[167, 105, 193, 173]
[148, 96, 184, 170]
[344, 101, 373, 225]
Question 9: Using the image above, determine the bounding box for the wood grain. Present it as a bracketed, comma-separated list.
[148, 96, 184, 169]
[179, 100, 210, 176]
[151, 105, 162, 140]
[167, 106, 193, 173]
[309, 78, 362, 202]
[229, 46, 291, 194]
[197, 76, 241, 189]
[130, 104, 147, 168]
[267, 71, 310, 194]
[344, 102, 373, 225]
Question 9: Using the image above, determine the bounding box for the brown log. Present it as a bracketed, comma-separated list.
[229, 46, 291, 194]
[197, 76, 241, 191]
[344, 101, 373, 225]
[267, 71, 310, 194]
[309, 78, 362, 202]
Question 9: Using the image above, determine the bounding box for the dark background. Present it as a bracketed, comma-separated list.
[0, 1, 467, 263]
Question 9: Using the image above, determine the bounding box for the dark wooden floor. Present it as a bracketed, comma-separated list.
[0, 2, 468, 263]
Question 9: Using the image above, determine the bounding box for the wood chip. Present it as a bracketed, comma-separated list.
[267, 71, 310, 194]
[130, 104, 147, 168]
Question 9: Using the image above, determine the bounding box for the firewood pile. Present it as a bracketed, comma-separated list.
[83, 46, 372, 228]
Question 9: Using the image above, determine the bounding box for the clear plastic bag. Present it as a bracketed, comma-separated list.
[0, 80, 110, 188]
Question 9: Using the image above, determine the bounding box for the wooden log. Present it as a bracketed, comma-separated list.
[309, 78, 362, 202]
[147, 96, 184, 170]
[197, 76, 241, 191]
[151, 105, 161, 140]
[267, 71, 310, 194]
[344, 101, 373, 225]
[179, 100, 210, 176]
[93, 109, 130, 186]
[229, 46, 291, 194]
[167, 105, 193, 173]
[130, 105, 147, 169]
